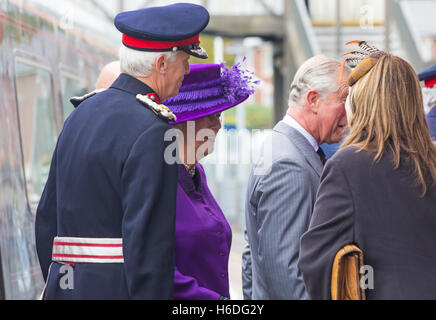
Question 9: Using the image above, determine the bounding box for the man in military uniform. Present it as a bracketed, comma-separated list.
[418, 64, 436, 140]
[35, 3, 209, 299]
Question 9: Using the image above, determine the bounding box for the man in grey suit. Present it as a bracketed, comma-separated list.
[242, 55, 350, 300]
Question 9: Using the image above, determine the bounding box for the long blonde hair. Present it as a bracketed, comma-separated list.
[341, 53, 436, 196]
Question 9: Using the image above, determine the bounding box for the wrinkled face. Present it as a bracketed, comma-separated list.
[164, 51, 190, 99]
[317, 83, 349, 144]
[194, 112, 222, 160]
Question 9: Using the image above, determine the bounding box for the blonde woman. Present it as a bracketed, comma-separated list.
[298, 46, 436, 299]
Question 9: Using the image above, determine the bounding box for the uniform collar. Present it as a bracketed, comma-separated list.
[110, 73, 161, 102]
[178, 163, 202, 194]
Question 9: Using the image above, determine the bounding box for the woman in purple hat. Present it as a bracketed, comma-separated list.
[163, 62, 257, 300]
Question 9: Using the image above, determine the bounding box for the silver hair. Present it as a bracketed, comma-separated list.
[288, 55, 349, 108]
[118, 45, 179, 78]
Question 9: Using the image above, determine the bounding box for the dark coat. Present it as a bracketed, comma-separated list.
[298, 146, 436, 299]
[35, 74, 178, 299]
[427, 107, 436, 140]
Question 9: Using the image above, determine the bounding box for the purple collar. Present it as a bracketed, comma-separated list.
[178, 164, 203, 194]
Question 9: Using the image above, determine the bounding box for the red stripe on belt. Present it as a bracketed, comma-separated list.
[53, 242, 122, 247]
[52, 254, 124, 259]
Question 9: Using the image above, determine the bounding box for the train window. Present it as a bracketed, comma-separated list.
[14, 60, 57, 212]
[60, 73, 87, 120]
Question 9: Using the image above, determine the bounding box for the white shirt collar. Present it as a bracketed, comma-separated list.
[282, 114, 319, 152]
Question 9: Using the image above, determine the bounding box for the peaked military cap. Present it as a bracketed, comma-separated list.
[418, 64, 436, 88]
[114, 3, 210, 59]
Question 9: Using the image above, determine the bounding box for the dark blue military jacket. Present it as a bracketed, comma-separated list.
[35, 74, 178, 299]
[427, 107, 436, 140]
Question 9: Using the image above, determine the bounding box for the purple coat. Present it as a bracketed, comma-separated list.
[174, 163, 232, 299]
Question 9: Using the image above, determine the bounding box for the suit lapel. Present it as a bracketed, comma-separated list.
[273, 121, 323, 177]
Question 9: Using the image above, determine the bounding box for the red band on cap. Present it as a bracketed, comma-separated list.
[425, 78, 436, 88]
[122, 33, 199, 50]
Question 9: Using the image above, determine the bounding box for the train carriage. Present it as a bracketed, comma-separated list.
[0, 0, 117, 299]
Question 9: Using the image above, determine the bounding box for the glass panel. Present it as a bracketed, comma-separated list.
[0, 73, 46, 299]
[309, 0, 385, 25]
[82, 0, 284, 16]
[14, 61, 57, 212]
[60, 74, 87, 121]
[399, 0, 436, 62]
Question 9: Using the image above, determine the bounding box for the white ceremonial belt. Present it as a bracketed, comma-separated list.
[52, 236, 124, 263]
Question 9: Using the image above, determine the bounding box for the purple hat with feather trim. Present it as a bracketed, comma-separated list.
[164, 62, 258, 124]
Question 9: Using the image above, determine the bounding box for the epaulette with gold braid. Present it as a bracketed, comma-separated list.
[136, 94, 177, 122]
[70, 89, 106, 108]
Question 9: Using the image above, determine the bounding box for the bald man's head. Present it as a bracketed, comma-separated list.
[96, 61, 121, 89]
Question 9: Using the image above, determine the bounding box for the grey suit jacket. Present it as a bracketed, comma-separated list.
[242, 121, 323, 300]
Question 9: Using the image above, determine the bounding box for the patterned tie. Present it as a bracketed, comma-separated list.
[317, 147, 327, 165]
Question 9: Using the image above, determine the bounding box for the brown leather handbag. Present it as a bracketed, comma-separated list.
[331, 245, 366, 300]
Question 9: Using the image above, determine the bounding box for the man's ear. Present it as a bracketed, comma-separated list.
[155, 54, 168, 74]
[306, 89, 320, 114]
